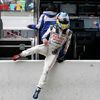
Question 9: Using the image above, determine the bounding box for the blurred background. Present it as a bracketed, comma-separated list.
[0, 0, 100, 60]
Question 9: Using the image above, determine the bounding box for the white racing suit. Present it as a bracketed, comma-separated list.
[20, 25, 72, 88]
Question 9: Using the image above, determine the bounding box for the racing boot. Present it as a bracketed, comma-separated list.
[33, 87, 41, 99]
[12, 54, 21, 61]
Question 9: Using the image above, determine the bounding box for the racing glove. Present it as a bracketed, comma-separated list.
[52, 49, 59, 55]
[57, 51, 66, 63]
[52, 48, 60, 55]
[57, 55, 65, 63]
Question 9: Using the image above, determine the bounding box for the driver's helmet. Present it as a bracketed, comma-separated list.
[56, 12, 70, 30]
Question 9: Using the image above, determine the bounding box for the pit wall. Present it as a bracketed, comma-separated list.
[0, 60, 100, 100]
